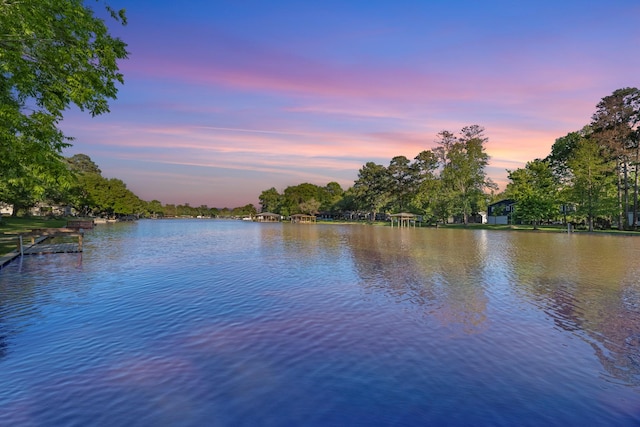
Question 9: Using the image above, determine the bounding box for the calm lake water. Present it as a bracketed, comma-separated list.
[1, 219, 639, 426]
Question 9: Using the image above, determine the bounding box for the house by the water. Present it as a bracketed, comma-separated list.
[255, 212, 282, 222]
[487, 199, 516, 225]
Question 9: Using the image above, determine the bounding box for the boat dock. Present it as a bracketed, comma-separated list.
[0, 228, 84, 269]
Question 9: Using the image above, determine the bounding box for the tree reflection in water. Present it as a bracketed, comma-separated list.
[346, 226, 640, 385]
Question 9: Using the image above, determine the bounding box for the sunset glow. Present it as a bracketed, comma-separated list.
[61, 0, 640, 207]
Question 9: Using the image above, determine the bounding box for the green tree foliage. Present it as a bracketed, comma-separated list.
[146, 199, 164, 217]
[298, 198, 321, 215]
[322, 182, 344, 212]
[282, 183, 327, 216]
[258, 183, 341, 216]
[546, 128, 591, 185]
[67, 153, 102, 175]
[411, 150, 444, 222]
[231, 204, 257, 217]
[176, 203, 194, 217]
[353, 162, 391, 220]
[83, 175, 143, 217]
[335, 187, 357, 215]
[387, 155, 419, 212]
[64, 153, 101, 214]
[259, 187, 282, 213]
[591, 87, 640, 228]
[63, 153, 143, 217]
[1, 148, 73, 215]
[413, 150, 439, 183]
[0, 0, 128, 212]
[506, 159, 558, 228]
[164, 204, 178, 217]
[437, 125, 496, 224]
[567, 138, 617, 231]
[105, 178, 144, 215]
[348, 126, 494, 224]
[217, 207, 231, 218]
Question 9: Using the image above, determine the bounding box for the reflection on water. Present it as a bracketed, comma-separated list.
[347, 227, 491, 333]
[348, 227, 640, 385]
[0, 220, 639, 425]
[506, 232, 640, 386]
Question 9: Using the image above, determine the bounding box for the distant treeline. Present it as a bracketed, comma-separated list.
[259, 124, 494, 225]
[3, 87, 639, 232]
[258, 88, 640, 231]
[1, 153, 257, 219]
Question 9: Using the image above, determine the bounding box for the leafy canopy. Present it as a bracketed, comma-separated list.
[0, 0, 128, 206]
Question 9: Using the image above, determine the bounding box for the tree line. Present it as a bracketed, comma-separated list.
[0, 1, 255, 219]
[2, 153, 257, 219]
[260, 124, 497, 225]
[506, 87, 640, 231]
[1, 0, 128, 216]
[2, 3, 638, 230]
[259, 88, 640, 231]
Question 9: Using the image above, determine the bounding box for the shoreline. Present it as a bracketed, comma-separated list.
[2, 216, 639, 260]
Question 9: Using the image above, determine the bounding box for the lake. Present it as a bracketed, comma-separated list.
[0, 219, 639, 426]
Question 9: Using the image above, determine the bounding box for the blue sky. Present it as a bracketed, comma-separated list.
[61, 0, 640, 207]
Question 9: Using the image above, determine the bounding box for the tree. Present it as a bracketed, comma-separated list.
[322, 182, 344, 212]
[66, 153, 102, 175]
[415, 175, 448, 224]
[1, 147, 73, 215]
[412, 150, 443, 222]
[164, 204, 177, 217]
[413, 150, 439, 181]
[298, 198, 321, 215]
[63, 154, 146, 217]
[567, 138, 617, 231]
[591, 87, 640, 228]
[335, 187, 358, 216]
[432, 130, 457, 165]
[387, 155, 418, 212]
[439, 125, 495, 224]
[506, 159, 558, 229]
[78, 176, 144, 217]
[352, 162, 391, 220]
[259, 187, 282, 213]
[282, 183, 326, 215]
[0, 0, 128, 211]
[546, 128, 591, 185]
[63, 153, 103, 215]
[177, 203, 195, 217]
[231, 204, 257, 217]
[107, 178, 144, 216]
[73, 171, 102, 215]
[146, 199, 164, 217]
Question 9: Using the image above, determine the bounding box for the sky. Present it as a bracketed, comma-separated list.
[61, 0, 640, 208]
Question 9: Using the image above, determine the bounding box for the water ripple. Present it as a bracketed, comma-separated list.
[1, 221, 640, 425]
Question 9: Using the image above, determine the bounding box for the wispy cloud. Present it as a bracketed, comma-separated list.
[62, 0, 640, 207]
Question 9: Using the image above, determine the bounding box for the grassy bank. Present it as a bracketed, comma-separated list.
[438, 223, 568, 232]
[316, 220, 568, 231]
[0, 216, 67, 256]
[427, 222, 640, 235]
[318, 219, 640, 235]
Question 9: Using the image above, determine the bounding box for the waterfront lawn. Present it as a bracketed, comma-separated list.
[440, 222, 640, 235]
[0, 216, 67, 256]
[441, 223, 568, 232]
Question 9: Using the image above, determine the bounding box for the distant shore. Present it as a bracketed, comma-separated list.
[2, 216, 638, 259]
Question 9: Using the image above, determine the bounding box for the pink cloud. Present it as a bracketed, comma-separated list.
[64, 11, 639, 207]
[121, 24, 618, 126]
[64, 113, 570, 200]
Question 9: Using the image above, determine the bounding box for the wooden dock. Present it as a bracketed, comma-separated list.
[0, 228, 84, 269]
[23, 242, 82, 255]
